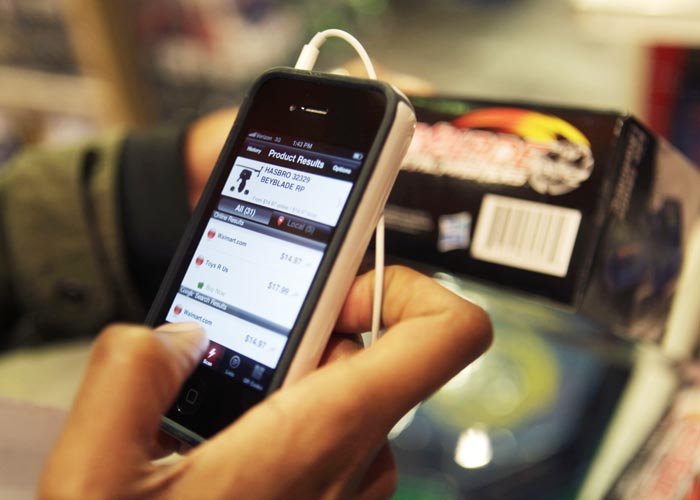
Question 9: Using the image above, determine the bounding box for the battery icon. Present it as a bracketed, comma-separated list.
[352, 152, 363, 160]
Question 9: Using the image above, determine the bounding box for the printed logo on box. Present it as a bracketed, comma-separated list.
[403, 107, 594, 196]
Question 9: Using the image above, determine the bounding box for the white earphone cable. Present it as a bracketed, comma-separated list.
[294, 29, 384, 345]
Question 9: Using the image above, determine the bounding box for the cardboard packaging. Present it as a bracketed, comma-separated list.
[386, 96, 700, 342]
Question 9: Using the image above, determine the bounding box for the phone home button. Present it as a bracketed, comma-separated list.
[176, 379, 205, 415]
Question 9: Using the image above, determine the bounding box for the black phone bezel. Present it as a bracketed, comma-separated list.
[145, 68, 402, 442]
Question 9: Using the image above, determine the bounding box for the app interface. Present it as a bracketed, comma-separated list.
[165, 130, 364, 392]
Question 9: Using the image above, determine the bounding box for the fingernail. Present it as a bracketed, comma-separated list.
[155, 322, 209, 355]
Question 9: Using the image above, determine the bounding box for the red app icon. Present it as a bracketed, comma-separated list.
[207, 229, 216, 239]
[173, 305, 183, 315]
[195, 256, 204, 266]
[203, 341, 225, 368]
[277, 215, 285, 226]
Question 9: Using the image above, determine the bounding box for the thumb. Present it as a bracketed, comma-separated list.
[153, 322, 210, 380]
[50, 323, 207, 468]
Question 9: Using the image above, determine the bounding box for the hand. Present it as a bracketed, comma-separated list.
[40, 266, 491, 499]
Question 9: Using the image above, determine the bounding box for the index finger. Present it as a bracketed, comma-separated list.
[331, 265, 492, 428]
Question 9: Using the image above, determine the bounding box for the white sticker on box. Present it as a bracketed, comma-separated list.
[471, 194, 582, 277]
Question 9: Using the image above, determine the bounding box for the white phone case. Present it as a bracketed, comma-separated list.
[283, 98, 416, 385]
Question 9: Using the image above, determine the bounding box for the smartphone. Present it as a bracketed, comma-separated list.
[145, 68, 416, 444]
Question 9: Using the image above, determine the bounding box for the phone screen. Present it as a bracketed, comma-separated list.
[164, 129, 370, 393]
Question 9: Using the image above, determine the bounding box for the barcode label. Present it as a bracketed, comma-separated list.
[471, 194, 582, 277]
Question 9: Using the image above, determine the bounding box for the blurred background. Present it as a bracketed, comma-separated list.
[1, 1, 700, 499]
[1, 0, 700, 164]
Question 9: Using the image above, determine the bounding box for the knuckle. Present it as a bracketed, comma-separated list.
[384, 264, 417, 284]
[454, 301, 494, 356]
[472, 305, 494, 350]
[379, 468, 399, 499]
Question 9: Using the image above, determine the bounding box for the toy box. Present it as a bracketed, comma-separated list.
[385, 95, 700, 341]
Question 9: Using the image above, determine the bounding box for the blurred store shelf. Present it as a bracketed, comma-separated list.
[572, 0, 700, 45]
[0, 65, 101, 118]
[574, 0, 700, 16]
[362, 0, 647, 115]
